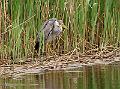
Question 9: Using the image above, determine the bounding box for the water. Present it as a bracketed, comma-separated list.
[0, 63, 120, 89]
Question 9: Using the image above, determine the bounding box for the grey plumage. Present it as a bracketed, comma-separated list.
[35, 18, 64, 52]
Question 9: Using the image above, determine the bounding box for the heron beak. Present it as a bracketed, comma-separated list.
[62, 24, 68, 30]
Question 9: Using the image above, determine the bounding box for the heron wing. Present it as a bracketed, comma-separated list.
[44, 25, 54, 41]
[42, 18, 57, 31]
[43, 18, 57, 41]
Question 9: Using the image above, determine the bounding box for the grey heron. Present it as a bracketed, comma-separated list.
[34, 18, 67, 53]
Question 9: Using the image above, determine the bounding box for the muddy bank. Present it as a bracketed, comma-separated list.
[0, 47, 120, 78]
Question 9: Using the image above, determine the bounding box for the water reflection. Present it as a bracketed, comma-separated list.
[0, 63, 120, 89]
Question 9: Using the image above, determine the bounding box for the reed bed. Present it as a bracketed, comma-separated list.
[0, 0, 120, 61]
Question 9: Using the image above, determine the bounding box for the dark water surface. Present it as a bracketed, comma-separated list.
[0, 63, 120, 89]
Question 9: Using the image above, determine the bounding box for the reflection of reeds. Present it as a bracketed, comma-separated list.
[0, 0, 120, 60]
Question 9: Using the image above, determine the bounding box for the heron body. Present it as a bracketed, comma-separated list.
[35, 18, 65, 53]
[44, 19, 62, 43]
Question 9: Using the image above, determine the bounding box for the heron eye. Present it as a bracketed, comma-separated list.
[57, 25, 60, 27]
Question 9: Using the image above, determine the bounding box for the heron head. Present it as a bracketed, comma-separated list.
[57, 20, 68, 31]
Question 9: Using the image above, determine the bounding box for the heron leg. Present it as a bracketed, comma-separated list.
[44, 43, 56, 56]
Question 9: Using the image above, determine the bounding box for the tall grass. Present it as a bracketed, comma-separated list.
[0, 0, 120, 61]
